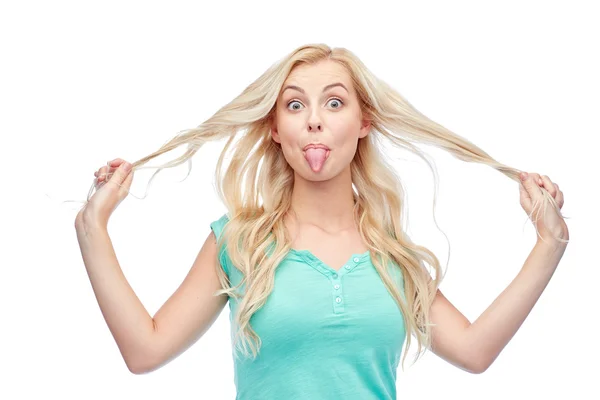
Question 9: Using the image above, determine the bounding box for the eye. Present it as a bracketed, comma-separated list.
[287, 100, 303, 111]
[286, 98, 344, 111]
[327, 98, 344, 109]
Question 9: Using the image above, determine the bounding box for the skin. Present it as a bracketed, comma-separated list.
[271, 59, 370, 232]
[268, 60, 568, 374]
[87, 61, 567, 375]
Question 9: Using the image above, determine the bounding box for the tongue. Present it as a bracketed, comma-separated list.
[304, 148, 328, 172]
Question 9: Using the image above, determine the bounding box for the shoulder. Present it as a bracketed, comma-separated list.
[209, 213, 231, 238]
[209, 213, 232, 275]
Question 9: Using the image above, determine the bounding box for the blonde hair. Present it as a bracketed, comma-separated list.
[80, 43, 568, 370]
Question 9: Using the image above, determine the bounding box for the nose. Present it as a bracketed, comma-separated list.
[308, 121, 322, 132]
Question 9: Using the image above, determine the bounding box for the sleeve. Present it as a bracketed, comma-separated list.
[210, 213, 231, 276]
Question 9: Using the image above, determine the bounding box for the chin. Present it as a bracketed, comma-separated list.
[299, 173, 333, 182]
[294, 163, 341, 182]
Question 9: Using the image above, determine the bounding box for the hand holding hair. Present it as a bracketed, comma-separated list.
[75, 158, 134, 230]
[518, 171, 568, 247]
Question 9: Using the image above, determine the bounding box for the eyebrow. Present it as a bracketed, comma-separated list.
[282, 82, 349, 95]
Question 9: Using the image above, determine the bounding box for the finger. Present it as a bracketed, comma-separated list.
[106, 159, 127, 179]
[522, 172, 548, 212]
[118, 167, 135, 196]
[556, 189, 564, 209]
[521, 171, 541, 184]
[96, 168, 108, 177]
[108, 158, 125, 168]
[519, 178, 532, 211]
[95, 169, 107, 189]
[522, 172, 543, 195]
[519, 179, 529, 197]
[96, 165, 109, 182]
[540, 175, 557, 198]
[109, 161, 132, 183]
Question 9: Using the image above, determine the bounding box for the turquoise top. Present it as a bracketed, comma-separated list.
[210, 213, 406, 399]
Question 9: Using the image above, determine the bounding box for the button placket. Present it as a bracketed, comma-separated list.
[331, 269, 344, 313]
[293, 249, 370, 314]
[333, 288, 345, 313]
[331, 261, 356, 313]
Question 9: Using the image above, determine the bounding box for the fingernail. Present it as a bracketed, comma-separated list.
[122, 162, 131, 171]
[520, 172, 528, 181]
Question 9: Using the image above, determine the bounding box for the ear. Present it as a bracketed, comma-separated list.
[271, 121, 281, 144]
[359, 117, 371, 139]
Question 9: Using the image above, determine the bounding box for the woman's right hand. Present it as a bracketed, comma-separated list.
[75, 158, 135, 231]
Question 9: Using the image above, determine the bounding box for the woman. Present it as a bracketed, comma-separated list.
[75, 43, 569, 399]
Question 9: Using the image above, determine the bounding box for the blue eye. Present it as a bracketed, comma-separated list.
[286, 98, 344, 111]
[287, 100, 302, 111]
[328, 98, 343, 108]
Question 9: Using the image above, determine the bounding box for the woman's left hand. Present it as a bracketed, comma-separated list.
[519, 172, 569, 247]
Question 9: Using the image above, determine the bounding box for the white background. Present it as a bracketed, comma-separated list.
[1, 0, 598, 399]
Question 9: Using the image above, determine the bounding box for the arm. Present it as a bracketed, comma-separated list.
[428, 241, 567, 374]
[75, 222, 155, 372]
[75, 221, 228, 374]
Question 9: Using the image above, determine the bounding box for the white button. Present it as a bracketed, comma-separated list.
[345, 265, 351, 270]
[353, 257, 360, 262]
[334, 284, 340, 290]
[335, 297, 342, 303]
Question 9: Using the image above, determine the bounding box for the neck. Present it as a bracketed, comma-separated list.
[288, 166, 356, 233]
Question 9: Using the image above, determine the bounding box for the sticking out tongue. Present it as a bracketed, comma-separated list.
[304, 148, 329, 172]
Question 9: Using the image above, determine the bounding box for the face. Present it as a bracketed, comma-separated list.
[271, 60, 370, 181]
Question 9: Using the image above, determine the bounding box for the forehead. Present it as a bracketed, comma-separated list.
[282, 60, 353, 93]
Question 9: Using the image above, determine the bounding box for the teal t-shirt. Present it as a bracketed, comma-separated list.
[210, 213, 406, 400]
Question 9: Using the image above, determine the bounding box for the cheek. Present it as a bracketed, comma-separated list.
[274, 128, 298, 159]
[275, 129, 296, 150]
[329, 118, 359, 145]
[275, 114, 298, 140]
[276, 121, 306, 152]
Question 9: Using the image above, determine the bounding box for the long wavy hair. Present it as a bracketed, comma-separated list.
[80, 43, 567, 370]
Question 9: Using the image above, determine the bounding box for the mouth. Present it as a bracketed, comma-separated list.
[301, 149, 331, 157]
[302, 144, 331, 173]
[302, 147, 331, 159]
[302, 144, 330, 152]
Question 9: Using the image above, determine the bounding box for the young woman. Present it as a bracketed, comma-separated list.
[75, 43, 569, 399]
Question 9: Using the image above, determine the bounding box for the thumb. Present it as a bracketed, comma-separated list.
[519, 172, 541, 213]
[109, 161, 132, 187]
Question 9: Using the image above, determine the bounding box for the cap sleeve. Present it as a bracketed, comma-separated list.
[209, 213, 231, 276]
